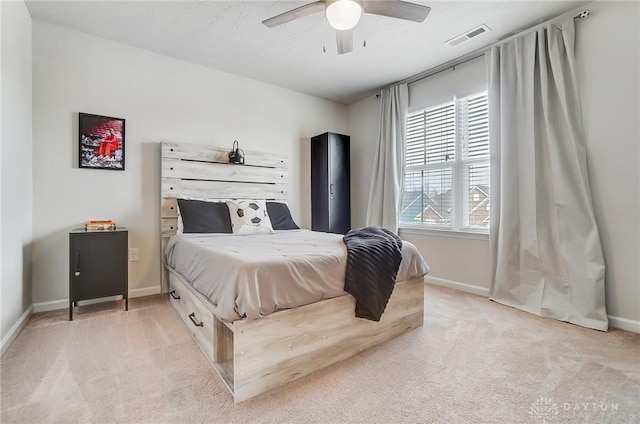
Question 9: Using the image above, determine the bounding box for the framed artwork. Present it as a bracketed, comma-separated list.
[79, 113, 125, 170]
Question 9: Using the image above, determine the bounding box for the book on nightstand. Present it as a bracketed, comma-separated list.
[85, 220, 117, 231]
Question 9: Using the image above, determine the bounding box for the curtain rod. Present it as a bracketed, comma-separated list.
[389, 8, 591, 89]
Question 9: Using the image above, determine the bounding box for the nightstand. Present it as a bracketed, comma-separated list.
[69, 228, 128, 320]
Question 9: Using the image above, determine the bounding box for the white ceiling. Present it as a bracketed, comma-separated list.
[26, 0, 590, 104]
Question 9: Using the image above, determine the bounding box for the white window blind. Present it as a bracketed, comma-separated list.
[401, 91, 489, 231]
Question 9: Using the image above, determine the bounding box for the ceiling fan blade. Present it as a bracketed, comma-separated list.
[336, 29, 353, 55]
[364, 1, 431, 22]
[262, 1, 325, 28]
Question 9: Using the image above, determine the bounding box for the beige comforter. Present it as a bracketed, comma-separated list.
[164, 229, 429, 322]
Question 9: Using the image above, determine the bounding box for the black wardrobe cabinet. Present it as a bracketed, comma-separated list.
[311, 132, 351, 234]
[68, 228, 128, 320]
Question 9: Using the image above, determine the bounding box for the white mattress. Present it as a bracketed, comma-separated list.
[164, 229, 429, 322]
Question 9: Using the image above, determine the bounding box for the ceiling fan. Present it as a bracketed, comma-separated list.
[262, 0, 431, 55]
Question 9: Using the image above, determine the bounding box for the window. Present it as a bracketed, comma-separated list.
[400, 91, 489, 231]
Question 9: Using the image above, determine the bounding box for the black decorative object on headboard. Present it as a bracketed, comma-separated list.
[228, 140, 245, 165]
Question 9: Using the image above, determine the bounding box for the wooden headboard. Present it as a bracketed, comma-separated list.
[160, 141, 288, 292]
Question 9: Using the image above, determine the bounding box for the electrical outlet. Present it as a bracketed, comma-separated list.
[129, 248, 139, 262]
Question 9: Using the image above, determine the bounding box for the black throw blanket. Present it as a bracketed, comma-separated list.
[343, 226, 403, 322]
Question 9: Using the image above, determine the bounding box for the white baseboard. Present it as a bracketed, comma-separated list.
[1, 305, 34, 356]
[129, 286, 162, 298]
[425, 276, 490, 297]
[33, 285, 162, 313]
[426, 276, 639, 334]
[608, 315, 640, 333]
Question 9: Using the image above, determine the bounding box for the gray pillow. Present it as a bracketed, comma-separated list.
[266, 202, 300, 230]
[177, 199, 232, 233]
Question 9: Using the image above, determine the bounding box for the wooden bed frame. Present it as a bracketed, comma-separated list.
[160, 141, 424, 403]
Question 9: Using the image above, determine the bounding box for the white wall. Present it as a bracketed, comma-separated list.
[1, 0, 33, 341]
[32, 21, 347, 306]
[575, 0, 640, 325]
[348, 94, 379, 230]
[347, 0, 640, 327]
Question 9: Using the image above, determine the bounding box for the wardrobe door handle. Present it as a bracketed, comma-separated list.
[188, 312, 203, 327]
[169, 290, 180, 300]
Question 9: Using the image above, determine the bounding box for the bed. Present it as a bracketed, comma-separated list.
[160, 141, 428, 403]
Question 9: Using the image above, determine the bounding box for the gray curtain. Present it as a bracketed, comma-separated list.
[366, 84, 409, 233]
[486, 18, 608, 331]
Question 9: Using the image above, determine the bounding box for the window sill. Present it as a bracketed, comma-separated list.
[398, 226, 489, 240]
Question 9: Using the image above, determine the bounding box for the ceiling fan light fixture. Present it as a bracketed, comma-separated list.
[325, 0, 363, 31]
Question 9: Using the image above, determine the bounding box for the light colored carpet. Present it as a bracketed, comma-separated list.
[1, 285, 638, 423]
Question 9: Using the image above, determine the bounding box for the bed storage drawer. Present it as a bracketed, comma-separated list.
[168, 279, 186, 315]
[169, 275, 215, 364]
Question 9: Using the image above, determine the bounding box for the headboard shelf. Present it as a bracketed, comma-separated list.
[162, 142, 287, 168]
[177, 158, 285, 170]
[162, 158, 287, 184]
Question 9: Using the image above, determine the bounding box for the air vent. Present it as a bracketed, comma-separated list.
[447, 24, 491, 47]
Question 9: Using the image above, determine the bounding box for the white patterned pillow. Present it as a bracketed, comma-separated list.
[226, 200, 275, 234]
